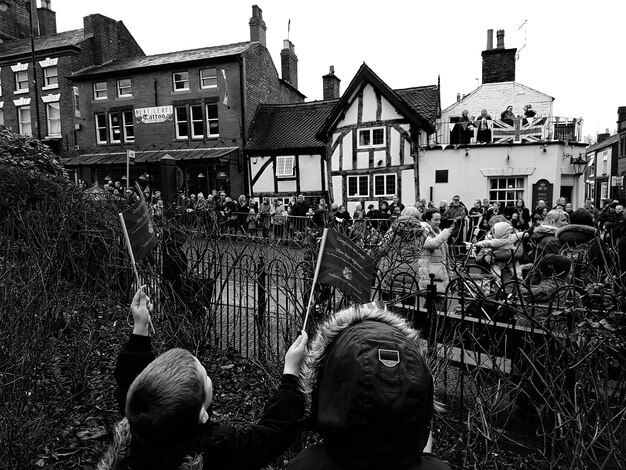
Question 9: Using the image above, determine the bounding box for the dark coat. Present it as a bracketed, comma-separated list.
[99, 335, 304, 470]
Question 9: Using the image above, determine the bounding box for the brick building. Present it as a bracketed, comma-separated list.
[0, 1, 144, 157]
[64, 5, 305, 197]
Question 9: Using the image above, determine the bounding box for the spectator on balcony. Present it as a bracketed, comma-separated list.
[522, 104, 536, 125]
[475, 109, 493, 143]
[500, 105, 515, 126]
[451, 109, 475, 145]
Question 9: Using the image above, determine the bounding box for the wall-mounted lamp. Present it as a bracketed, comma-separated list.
[377, 160, 384, 167]
[570, 154, 587, 176]
[465, 149, 470, 157]
[216, 171, 229, 181]
[197, 172, 206, 179]
[541, 144, 547, 153]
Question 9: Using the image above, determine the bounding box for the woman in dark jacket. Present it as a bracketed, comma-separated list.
[287, 305, 450, 470]
[510, 198, 531, 231]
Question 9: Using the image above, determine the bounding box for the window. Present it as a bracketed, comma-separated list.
[602, 152, 608, 175]
[109, 113, 122, 143]
[206, 103, 219, 137]
[173, 71, 189, 91]
[95, 113, 107, 144]
[15, 70, 29, 92]
[18, 106, 31, 135]
[117, 79, 132, 97]
[46, 102, 61, 137]
[600, 182, 608, 200]
[347, 175, 369, 197]
[373, 173, 396, 197]
[175, 106, 188, 139]
[200, 68, 217, 89]
[43, 66, 58, 88]
[122, 110, 134, 142]
[489, 177, 524, 207]
[358, 127, 386, 148]
[0, 102, 3, 125]
[93, 82, 107, 100]
[276, 156, 295, 177]
[435, 170, 449, 183]
[190, 105, 203, 139]
[0, 69, 3, 96]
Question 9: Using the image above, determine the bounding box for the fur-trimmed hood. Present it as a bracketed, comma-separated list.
[96, 418, 203, 470]
[301, 306, 434, 469]
[556, 224, 597, 244]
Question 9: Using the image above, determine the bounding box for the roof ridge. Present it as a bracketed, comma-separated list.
[394, 84, 438, 92]
[145, 41, 251, 58]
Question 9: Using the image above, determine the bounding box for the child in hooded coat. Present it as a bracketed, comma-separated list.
[474, 221, 525, 281]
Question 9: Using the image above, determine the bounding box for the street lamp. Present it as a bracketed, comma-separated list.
[0, 0, 41, 139]
[570, 154, 587, 176]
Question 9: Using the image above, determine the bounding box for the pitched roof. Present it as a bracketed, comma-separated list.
[246, 100, 337, 151]
[0, 29, 85, 60]
[395, 85, 440, 125]
[318, 63, 437, 139]
[585, 134, 619, 153]
[71, 42, 252, 77]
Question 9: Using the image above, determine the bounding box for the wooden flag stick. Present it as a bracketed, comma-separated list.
[302, 228, 329, 333]
[119, 212, 154, 333]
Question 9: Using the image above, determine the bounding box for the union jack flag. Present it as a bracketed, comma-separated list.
[492, 117, 547, 144]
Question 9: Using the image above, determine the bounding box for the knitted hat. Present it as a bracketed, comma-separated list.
[492, 221, 513, 238]
[569, 208, 594, 227]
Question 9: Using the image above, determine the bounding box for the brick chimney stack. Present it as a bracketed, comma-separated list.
[322, 65, 340, 100]
[481, 29, 517, 84]
[617, 106, 626, 132]
[249, 5, 266, 47]
[280, 39, 298, 88]
[37, 0, 57, 36]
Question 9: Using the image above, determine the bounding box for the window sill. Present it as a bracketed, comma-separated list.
[44, 135, 62, 140]
[207, 135, 219, 139]
[357, 145, 386, 150]
[200, 86, 218, 90]
[42, 85, 59, 91]
[14, 89, 29, 95]
[173, 89, 190, 93]
[94, 97, 108, 101]
[116, 95, 133, 99]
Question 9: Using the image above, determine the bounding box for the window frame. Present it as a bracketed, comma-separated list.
[173, 71, 190, 92]
[488, 177, 525, 208]
[373, 173, 397, 197]
[95, 112, 107, 144]
[190, 104, 204, 139]
[93, 82, 108, 100]
[175, 105, 189, 139]
[200, 68, 217, 89]
[116, 78, 132, 98]
[206, 103, 219, 138]
[18, 105, 32, 135]
[276, 156, 295, 178]
[43, 65, 58, 89]
[15, 70, 29, 93]
[109, 112, 122, 144]
[122, 110, 134, 142]
[347, 175, 369, 197]
[45, 101, 61, 137]
[435, 169, 449, 184]
[357, 126, 386, 149]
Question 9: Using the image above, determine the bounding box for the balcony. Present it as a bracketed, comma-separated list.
[431, 116, 584, 147]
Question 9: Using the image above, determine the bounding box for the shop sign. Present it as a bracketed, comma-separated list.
[135, 106, 173, 124]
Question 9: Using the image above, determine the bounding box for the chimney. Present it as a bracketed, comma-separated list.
[456, 93, 461, 102]
[597, 132, 610, 143]
[280, 39, 298, 88]
[322, 65, 341, 100]
[481, 29, 517, 84]
[496, 29, 505, 49]
[37, 0, 57, 36]
[617, 106, 626, 132]
[249, 5, 266, 47]
[486, 29, 493, 50]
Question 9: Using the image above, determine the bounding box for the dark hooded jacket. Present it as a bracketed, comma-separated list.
[97, 335, 303, 470]
[287, 307, 450, 470]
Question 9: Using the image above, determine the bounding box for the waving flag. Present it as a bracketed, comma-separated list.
[317, 229, 374, 302]
[119, 192, 158, 263]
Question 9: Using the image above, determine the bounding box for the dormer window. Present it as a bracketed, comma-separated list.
[357, 127, 385, 149]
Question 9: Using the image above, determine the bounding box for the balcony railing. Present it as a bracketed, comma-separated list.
[431, 116, 584, 146]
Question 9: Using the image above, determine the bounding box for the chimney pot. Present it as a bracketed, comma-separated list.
[496, 29, 505, 49]
[323, 65, 341, 100]
[486, 29, 493, 50]
[456, 93, 461, 102]
[249, 5, 267, 47]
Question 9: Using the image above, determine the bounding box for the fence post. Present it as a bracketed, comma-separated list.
[256, 255, 267, 363]
[426, 273, 437, 353]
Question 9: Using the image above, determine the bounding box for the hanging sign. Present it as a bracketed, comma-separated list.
[135, 106, 174, 124]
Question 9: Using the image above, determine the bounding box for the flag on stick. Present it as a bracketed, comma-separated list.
[302, 228, 374, 331]
[119, 191, 158, 264]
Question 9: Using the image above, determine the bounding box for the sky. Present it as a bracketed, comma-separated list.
[54, 0, 626, 138]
